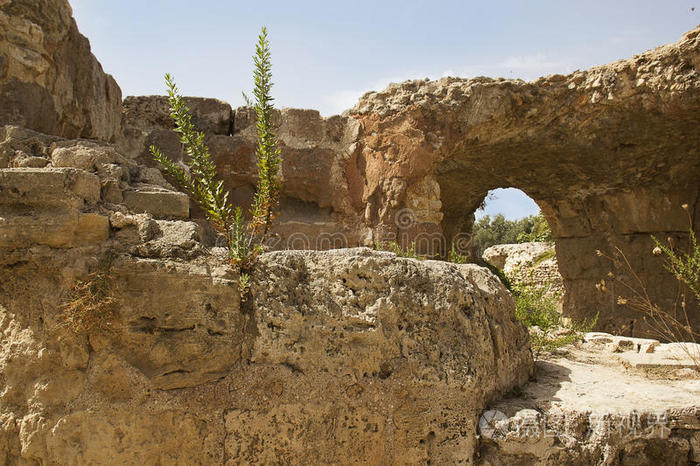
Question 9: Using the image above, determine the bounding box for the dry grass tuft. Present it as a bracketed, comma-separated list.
[58, 255, 118, 334]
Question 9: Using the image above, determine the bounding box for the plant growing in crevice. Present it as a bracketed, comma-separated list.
[375, 240, 427, 260]
[238, 272, 251, 302]
[448, 241, 470, 264]
[58, 252, 118, 335]
[151, 27, 282, 276]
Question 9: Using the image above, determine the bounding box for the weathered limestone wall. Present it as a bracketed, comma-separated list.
[117, 98, 368, 249]
[0, 127, 534, 463]
[0, 0, 122, 141]
[3, 0, 698, 336]
[346, 26, 700, 336]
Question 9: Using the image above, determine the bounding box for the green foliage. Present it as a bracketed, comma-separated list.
[249, 27, 282, 238]
[484, 263, 513, 292]
[533, 248, 557, 266]
[238, 272, 251, 302]
[513, 283, 562, 331]
[448, 242, 469, 264]
[376, 241, 426, 259]
[150, 75, 253, 264]
[513, 282, 596, 357]
[241, 91, 253, 107]
[517, 212, 553, 243]
[471, 212, 552, 255]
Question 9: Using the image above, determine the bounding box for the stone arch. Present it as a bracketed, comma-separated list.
[350, 27, 700, 336]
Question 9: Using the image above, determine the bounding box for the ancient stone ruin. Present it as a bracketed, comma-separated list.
[1, 0, 699, 463]
[112, 28, 700, 337]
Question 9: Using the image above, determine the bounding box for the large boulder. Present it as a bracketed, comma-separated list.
[0, 249, 533, 463]
[0, 0, 122, 141]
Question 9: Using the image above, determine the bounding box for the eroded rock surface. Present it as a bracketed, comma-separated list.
[0, 0, 122, 141]
[346, 26, 700, 336]
[483, 242, 563, 296]
[117, 100, 367, 250]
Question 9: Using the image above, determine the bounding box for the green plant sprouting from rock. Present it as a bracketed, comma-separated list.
[150, 27, 282, 270]
[249, 27, 282, 238]
[150, 74, 235, 236]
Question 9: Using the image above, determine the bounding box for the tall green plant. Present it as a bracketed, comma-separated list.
[249, 27, 282, 238]
[150, 27, 282, 266]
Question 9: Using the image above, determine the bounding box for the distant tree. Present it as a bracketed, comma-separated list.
[517, 212, 553, 243]
[471, 212, 551, 254]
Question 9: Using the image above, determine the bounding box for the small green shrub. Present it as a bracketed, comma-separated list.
[238, 272, 251, 302]
[517, 212, 553, 243]
[375, 241, 426, 259]
[448, 242, 469, 264]
[513, 282, 596, 357]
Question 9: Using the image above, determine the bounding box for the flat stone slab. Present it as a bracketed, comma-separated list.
[122, 189, 190, 218]
[0, 167, 101, 208]
[477, 336, 700, 464]
[0, 211, 109, 248]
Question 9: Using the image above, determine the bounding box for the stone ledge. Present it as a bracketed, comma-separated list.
[0, 167, 101, 208]
[122, 189, 190, 218]
[0, 211, 109, 248]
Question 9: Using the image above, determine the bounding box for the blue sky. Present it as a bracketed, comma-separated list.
[70, 0, 698, 219]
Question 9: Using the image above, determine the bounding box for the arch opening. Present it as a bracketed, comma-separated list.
[471, 188, 550, 258]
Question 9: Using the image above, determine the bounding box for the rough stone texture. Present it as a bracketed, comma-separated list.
[117, 95, 233, 164]
[0, 246, 533, 462]
[0, 0, 122, 141]
[483, 242, 563, 296]
[476, 333, 700, 465]
[0, 125, 533, 463]
[118, 101, 368, 251]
